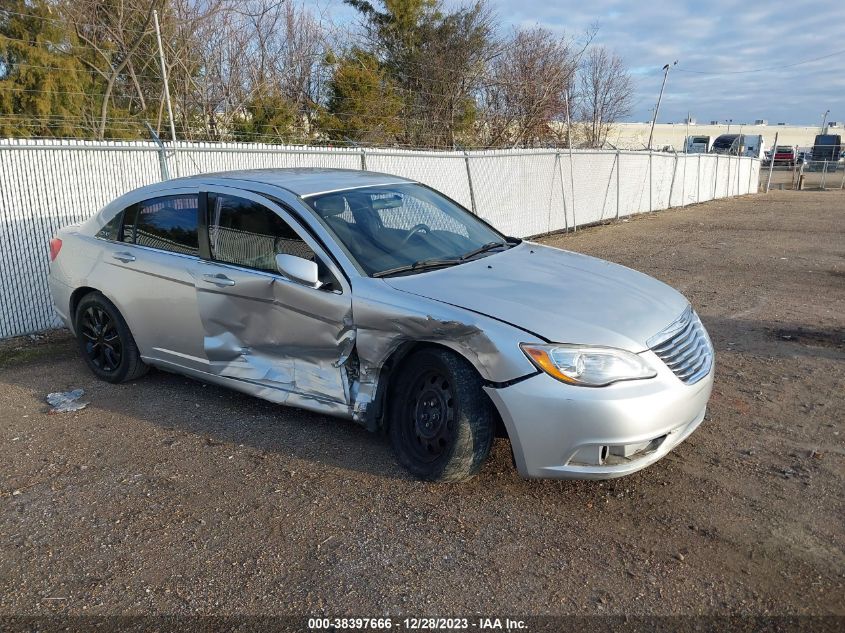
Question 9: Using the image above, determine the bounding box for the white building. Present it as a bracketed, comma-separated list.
[608, 122, 830, 151]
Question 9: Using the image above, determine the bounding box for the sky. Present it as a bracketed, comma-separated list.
[323, 0, 845, 126]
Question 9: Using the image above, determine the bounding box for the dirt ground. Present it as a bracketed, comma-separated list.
[1, 190, 843, 621]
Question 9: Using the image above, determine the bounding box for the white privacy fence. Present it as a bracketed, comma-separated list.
[0, 139, 760, 338]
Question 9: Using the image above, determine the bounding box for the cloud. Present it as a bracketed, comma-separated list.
[322, 0, 845, 125]
[488, 0, 845, 124]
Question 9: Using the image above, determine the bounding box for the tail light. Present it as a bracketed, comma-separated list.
[49, 238, 62, 262]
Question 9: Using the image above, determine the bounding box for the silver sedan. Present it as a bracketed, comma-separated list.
[48, 168, 714, 481]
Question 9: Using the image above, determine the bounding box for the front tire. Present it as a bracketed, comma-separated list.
[388, 349, 494, 482]
[74, 292, 148, 383]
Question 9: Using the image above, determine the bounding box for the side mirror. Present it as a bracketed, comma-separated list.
[275, 254, 322, 289]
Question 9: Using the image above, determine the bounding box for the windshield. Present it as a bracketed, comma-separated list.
[304, 183, 509, 276]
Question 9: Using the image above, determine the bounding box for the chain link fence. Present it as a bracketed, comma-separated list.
[761, 161, 845, 191]
[0, 139, 760, 338]
[759, 143, 845, 191]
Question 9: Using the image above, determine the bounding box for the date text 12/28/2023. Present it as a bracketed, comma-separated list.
[307, 617, 528, 630]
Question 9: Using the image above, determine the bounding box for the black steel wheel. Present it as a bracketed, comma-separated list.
[389, 348, 494, 482]
[74, 292, 148, 383]
[404, 368, 456, 462]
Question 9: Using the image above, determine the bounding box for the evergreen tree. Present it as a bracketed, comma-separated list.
[321, 48, 403, 145]
[0, 1, 91, 137]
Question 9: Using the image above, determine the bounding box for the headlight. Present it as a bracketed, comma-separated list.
[520, 343, 657, 387]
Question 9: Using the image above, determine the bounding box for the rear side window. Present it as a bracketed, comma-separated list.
[131, 195, 199, 256]
[95, 213, 122, 241]
[207, 193, 314, 273]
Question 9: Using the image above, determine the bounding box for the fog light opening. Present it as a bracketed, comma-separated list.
[599, 445, 609, 465]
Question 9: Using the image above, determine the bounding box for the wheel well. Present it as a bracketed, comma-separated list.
[369, 341, 507, 439]
[69, 286, 99, 322]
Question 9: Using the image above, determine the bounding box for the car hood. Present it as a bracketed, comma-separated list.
[383, 243, 689, 352]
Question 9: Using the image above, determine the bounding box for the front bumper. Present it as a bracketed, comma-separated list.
[484, 350, 714, 479]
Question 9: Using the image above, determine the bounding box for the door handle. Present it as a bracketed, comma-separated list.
[202, 273, 236, 287]
[112, 251, 136, 263]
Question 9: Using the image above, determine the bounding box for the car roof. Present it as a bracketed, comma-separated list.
[171, 167, 416, 197]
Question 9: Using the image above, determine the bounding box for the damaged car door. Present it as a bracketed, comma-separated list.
[193, 187, 354, 413]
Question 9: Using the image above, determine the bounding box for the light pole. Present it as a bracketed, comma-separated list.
[647, 60, 678, 150]
[726, 119, 732, 135]
[820, 109, 830, 133]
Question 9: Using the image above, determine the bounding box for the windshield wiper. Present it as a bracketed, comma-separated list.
[372, 257, 462, 278]
[372, 240, 516, 278]
[459, 241, 508, 261]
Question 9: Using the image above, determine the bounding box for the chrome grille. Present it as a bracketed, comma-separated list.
[647, 307, 713, 385]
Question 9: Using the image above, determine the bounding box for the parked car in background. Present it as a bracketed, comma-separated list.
[48, 169, 714, 482]
[797, 150, 812, 165]
[685, 135, 712, 153]
[773, 145, 797, 166]
[710, 134, 739, 154]
[741, 135, 765, 159]
[711, 134, 764, 158]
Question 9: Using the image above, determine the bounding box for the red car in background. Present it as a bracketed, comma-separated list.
[773, 145, 797, 166]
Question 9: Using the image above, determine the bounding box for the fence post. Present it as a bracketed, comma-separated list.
[567, 147, 577, 232]
[360, 147, 367, 171]
[144, 122, 171, 181]
[747, 157, 753, 194]
[820, 160, 828, 190]
[841, 161, 845, 189]
[153, 9, 179, 178]
[765, 132, 778, 192]
[464, 151, 478, 215]
[714, 154, 719, 198]
[681, 152, 687, 205]
[615, 149, 620, 219]
[697, 153, 701, 202]
[556, 151, 570, 232]
[668, 151, 678, 208]
[648, 151, 653, 212]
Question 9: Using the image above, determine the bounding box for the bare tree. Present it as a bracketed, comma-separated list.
[63, 0, 160, 139]
[577, 46, 633, 148]
[478, 27, 576, 148]
[173, 0, 330, 141]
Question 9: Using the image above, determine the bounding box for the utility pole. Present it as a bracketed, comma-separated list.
[647, 60, 677, 150]
[820, 109, 830, 134]
[153, 9, 178, 176]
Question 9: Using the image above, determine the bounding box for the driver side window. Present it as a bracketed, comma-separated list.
[207, 193, 316, 274]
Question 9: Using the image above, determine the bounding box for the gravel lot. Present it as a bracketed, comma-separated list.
[1, 190, 843, 620]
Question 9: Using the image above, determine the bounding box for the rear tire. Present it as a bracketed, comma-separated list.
[74, 292, 148, 383]
[388, 349, 494, 482]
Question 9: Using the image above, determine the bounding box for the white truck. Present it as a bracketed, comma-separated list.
[710, 134, 765, 158]
[741, 134, 765, 159]
[685, 135, 712, 153]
